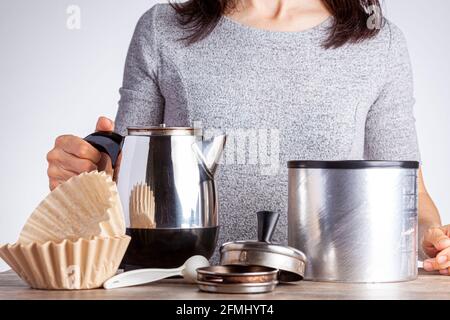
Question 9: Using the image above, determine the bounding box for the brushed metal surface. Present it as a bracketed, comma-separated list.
[220, 245, 306, 282]
[288, 167, 418, 283]
[115, 133, 224, 229]
[219, 211, 307, 282]
[197, 281, 278, 294]
[197, 265, 278, 284]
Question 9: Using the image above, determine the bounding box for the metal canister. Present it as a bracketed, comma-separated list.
[287, 160, 419, 283]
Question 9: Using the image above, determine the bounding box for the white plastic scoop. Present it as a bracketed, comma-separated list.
[103, 255, 210, 289]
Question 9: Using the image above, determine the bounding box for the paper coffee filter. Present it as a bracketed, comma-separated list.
[19, 171, 125, 244]
[0, 236, 130, 289]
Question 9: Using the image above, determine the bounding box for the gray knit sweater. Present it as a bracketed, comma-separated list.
[115, 4, 420, 259]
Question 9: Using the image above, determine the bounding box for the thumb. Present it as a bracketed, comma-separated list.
[95, 116, 114, 132]
[424, 227, 450, 252]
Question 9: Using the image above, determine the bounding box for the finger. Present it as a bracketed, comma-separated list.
[435, 247, 450, 269]
[423, 257, 450, 272]
[423, 259, 436, 271]
[49, 179, 60, 191]
[95, 116, 114, 132]
[97, 152, 113, 175]
[47, 164, 81, 182]
[49, 176, 69, 190]
[423, 258, 440, 271]
[439, 269, 449, 275]
[423, 227, 450, 253]
[423, 248, 439, 259]
[55, 135, 102, 163]
[48, 148, 98, 174]
[422, 236, 440, 258]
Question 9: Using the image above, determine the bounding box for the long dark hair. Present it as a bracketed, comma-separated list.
[170, 0, 383, 48]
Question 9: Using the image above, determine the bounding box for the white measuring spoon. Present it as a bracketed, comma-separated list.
[103, 255, 210, 289]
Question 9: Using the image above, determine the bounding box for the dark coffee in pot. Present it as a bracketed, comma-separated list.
[121, 227, 219, 270]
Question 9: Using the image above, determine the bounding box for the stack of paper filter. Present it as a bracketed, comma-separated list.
[0, 171, 130, 290]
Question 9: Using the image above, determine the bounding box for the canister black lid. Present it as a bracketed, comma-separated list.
[287, 160, 419, 169]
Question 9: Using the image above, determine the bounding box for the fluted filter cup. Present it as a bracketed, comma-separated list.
[0, 171, 129, 289]
[19, 171, 125, 244]
[0, 236, 130, 289]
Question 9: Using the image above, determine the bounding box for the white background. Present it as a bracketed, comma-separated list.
[0, 0, 449, 271]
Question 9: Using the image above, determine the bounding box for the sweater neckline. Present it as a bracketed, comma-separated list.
[220, 15, 333, 39]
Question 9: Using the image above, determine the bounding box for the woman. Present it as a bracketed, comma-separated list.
[47, 0, 449, 274]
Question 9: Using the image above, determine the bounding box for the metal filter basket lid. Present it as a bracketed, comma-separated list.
[220, 211, 307, 282]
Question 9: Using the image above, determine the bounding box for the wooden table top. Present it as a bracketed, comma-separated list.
[1, 269, 449, 300]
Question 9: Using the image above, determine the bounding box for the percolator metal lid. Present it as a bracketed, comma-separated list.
[221, 240, 306, 260]
[127, 124, 202, 136]
[219, 211, 307, 282]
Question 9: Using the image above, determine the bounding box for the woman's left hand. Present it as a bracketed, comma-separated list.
[422, 225, 450, 275]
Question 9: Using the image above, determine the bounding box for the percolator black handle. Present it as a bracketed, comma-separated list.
[84, 131, 124, 167]
[257, 211, 280, 243]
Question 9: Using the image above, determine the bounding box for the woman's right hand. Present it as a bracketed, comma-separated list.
[47, 116, 114, 190]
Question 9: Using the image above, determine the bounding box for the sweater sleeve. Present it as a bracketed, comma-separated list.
[364, 22, 420, 161]
[115, 5, 164, 136]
